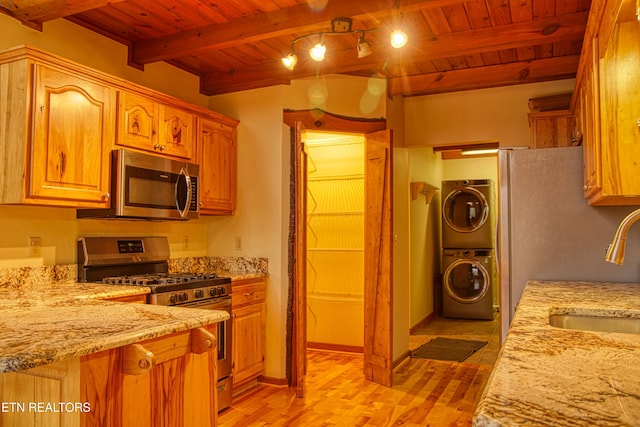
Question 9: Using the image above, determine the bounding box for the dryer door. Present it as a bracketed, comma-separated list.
[443, 258, 490, 304]
[442, 187, 489, 233]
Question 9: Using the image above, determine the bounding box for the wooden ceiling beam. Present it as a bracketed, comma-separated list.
[130, 0, 466, 65]
[200, 12, 587, 95]
[0, 0, 126, 24]
[388, 55, 580, 97]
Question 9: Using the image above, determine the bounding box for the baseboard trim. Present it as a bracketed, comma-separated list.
[393, 350, 411, 369]
[307, 342, 364, 353]
[409, 312, 436, 334]
[258, 375, 288, 386]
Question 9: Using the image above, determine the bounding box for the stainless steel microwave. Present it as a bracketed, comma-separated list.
[77, 149, 199, 220]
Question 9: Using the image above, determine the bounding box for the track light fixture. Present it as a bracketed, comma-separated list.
[281, 17, 407, 70]
[357, 32, 373, 58]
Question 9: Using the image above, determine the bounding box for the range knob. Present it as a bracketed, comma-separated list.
[195, 289, 204, 298]
[217, 286, 226, 296]
[209, 288, 218, 297]
[179, 292, 189, 302]
[169, 293, 179, 304]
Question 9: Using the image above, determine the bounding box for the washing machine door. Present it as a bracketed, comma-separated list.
[442, 186, 489, 233]
[443, 258, 490, 303]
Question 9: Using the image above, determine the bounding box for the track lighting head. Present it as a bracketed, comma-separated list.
[281, 51, 298, 70]
[309, 42, 326, 61]
[357, 33, 373, 58]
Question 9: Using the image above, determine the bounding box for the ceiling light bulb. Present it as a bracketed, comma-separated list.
[390, 29, 408, 48]
[357, 35, 373, 58]
[309, 43, 326, 61]
[281, 52, 298, 70]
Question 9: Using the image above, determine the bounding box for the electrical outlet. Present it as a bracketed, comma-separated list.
[182, 235, 189, 250]
[28, 236, 41, 257]
[234, 235, 243, 251]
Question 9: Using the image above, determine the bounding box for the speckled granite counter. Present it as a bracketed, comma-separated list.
[474, 280, 640, 426]
[0, 299, 228, 373]
[0, 256, 265, 374]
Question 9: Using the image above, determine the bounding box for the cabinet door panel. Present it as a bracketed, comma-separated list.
[159, 104, 195, 159]
[31, 65, 113, 205]
[117, 91, 158, 150]
[232, 302, 265, 386]
[198, 118, 237, 214]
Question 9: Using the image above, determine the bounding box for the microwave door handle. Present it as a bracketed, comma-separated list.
[175, 168, 192, 218]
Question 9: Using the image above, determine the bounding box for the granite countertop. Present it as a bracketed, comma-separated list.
[0, 298, 228, 373]
[0, 260, 265, 375]
[474, 280, 640, 426]
[0, 280, 228, 374]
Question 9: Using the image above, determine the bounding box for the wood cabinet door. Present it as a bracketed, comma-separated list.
[117, 91, 195, 160]
[30, 65, 113, 206]
[597, 17, 640, 204]
[232, 302, 266, 387]
[198, 118, 237, 215]
[582, 40, 602, 199]
[158, 104, 195, 159]
[117, 91, 159, 152]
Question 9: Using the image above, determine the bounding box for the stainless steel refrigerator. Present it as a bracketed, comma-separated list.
[498, 146, 640, 341]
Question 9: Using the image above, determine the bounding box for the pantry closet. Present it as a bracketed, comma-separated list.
[305, 131, 364, 351]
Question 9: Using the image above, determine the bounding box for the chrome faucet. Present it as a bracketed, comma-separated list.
[605, 208, 640, 265]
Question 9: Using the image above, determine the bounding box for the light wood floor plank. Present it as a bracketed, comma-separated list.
[220, 350, 492, 426]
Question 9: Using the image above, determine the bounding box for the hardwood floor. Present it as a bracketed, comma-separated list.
[219, 315, 500, 427]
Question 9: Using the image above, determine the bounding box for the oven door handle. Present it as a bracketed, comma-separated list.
[179, 297, 231, 311]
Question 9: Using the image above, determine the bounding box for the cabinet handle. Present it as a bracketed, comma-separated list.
[637, 119, 640, 128]
[102, 192, 111, 201]
[244, 291, 255, 297]
[191, 327, 216, 354]
[122, 343, 154, 375]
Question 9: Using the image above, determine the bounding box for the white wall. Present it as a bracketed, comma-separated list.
[404, 80, 575, 148]
[206, 85, 290, 380]
[408, 148, 443, 327]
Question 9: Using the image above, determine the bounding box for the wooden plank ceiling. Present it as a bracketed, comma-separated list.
[0, 0, 591, 97]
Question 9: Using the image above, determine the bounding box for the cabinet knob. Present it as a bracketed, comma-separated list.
[637, 119, 640, 128]
[102, 192, 110, 201]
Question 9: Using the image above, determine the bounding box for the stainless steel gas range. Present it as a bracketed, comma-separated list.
[77, 236, 233, 411]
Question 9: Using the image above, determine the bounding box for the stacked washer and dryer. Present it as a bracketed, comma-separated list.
[441, 179, 496, 320]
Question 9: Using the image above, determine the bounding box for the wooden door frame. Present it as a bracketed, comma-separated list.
[284, 109, 388, 396]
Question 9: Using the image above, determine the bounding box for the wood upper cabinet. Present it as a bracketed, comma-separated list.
[32, 65, 114, 206]
[578, 0, 640, 205]
[117, 91, 195, 160]
[198, 117, 238, 215]
[528, 110, 577, 149]
[0, 56, 114, 208]
[231, 278, 266, 394]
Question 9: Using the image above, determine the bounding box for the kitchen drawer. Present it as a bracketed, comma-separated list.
[232, 280, 266, 307]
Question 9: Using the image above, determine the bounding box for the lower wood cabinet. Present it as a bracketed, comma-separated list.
[0, 325, 218, 427]
[231, 278, 266, 395]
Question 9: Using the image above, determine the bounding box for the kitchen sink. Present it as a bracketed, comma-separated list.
[549, 310, 640, 334]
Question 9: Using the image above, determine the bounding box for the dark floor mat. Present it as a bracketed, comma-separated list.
[411, 337, 488, 362]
